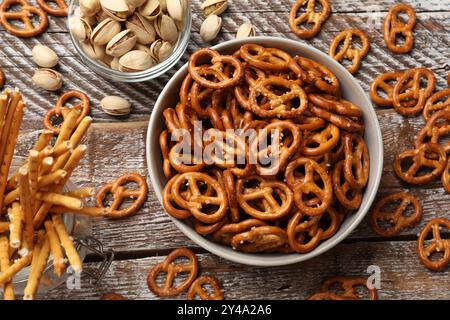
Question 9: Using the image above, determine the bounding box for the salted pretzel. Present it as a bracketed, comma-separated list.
[384, 3, 416, 54]
[188, 48, 243, 90]
[319, 276, 378, 300]
[329, 28, 370, 74]
[96, 172, 148, 219]
[213, 219, 268, 245]
[236, 176, 293, 221]
[370, 192, 423, 237]
[147, 248, 199, 297]
[0, 0, 49, 38]
[288, 0, 331, 39]
[309, 103, 364, 133]
[414, 110, 450, 154]
[332, 160, 362, 210]
[301, 123, 340, 156]
[369, 72, 406, 107]
[423, 89, 450, 122]
[160, 130, 175, 179]
[162, 174, 191, 220]
[0, 69, 5, 89]
[240, 44, 292, 72]
[343, 134, 369, 189]
[44, 90, 90, 134]
[417, 218, 450, 271]
[392, 68, 436, 116]
[308, 292, 351, 300]
[230, 226, 288, 253]
[37, 0, 68, 17]
[394, 143, 447, 185]
[187, 275, 224, 300]
[100, 293, 127, 300]
[309, 94, 361, 118]
[443, 159, 450, 193]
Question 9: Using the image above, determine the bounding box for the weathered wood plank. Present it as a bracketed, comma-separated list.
[39, 241, 450, 300]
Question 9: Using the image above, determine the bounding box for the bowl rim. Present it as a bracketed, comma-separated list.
[146, 36, 383, 267]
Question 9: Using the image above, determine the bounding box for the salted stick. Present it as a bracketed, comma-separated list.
[24, 235, 50, 300]
[18, 166, 34, 256]
[50, 205, 107, 217]
[38, 170, 67, 188]
[8, 202, 23, 249]
[28, 150, 39, 211]
[52, 215, 82, 274]
[0, 221, 9, 233]
[32, 129, 54, 152]
[36, 192, 83, 211]
[0, 252, 33, 286]
[44, 220, 65, 277]
[64, 187, 95, 199]
[39, 156, 54, 176]
[0, 235, 14, 300]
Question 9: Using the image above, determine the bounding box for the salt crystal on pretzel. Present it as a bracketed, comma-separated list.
[18, 166, 34, 255]
[8, 202, 22, 248]
[0, 235, 14, 300]
[0, 252, 33, 286]
[24, 234, 50, 300]
[44, 220, 65, 277]
[36, 192, 83, 211]
[52, 215, 82, 274]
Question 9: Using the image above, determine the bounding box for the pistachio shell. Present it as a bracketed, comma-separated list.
[134, 43, 153, 56]
[32, 69, 63, 91]
[154, 14, 178, 43]
[125, 0, 146, 10]
[100, 0, 130, 21]
[166, 0, 184, 21]
[236, 22, 256, 39]
[91, 18, 122, 45]
[200, 14, 221, 42]
[80, 0, 101, 17]
[125, 13, 156, 45]
[139, 0, 161, 20]
[158, 41, 174, 62]
[106, 29, 137, 57]
[160, 0, 167, 12]
[101, 96, 131, 116]
[201, 0, 227, 17]
[95, 9, 110, 23]
[69, 17, 92, 41]
[149, 39, 162, 62]
[119, 50, 153, 72]
[32, 45, 59, 68]
[110, 57, 120, 70]
[81, 41, 106, 60]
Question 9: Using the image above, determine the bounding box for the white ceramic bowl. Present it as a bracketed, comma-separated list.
[146, 36, 383, 267]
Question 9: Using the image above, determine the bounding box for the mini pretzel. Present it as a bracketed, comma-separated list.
[240, 44, 292, 72]
[100, 293, 128, 300]
[443, 159, 450, 194]
[343, 134, 369, 189]
[309, 103, 364, 133]
[159, 130, 175, 179]
[0, 69, 5, 89]
[288, 158, 333, 216]
[223, 169, 239, 222]
[308, 94, 361, 118]
[392, 68, 436, 116]
[44, 90, 90, 135]
[329, 28, 370, 74]
[414, 110, 450, 154]
[230, 226, 288, 253]
[320, 276, 378, 300]
[213, 219, 268, 245]
[36, 0, 68, 17]
[171, 172, 228, 224]
[394, 143, 447, 185]
[188, 48, 244, 90]
[0, 0, 48, 38]
[187, 275, 224, 300]
[163, 174, 191, 219]
[288, 0, 331, 39]
[422, 89, 450, 122]
[96, 172, 148, 219]
[370, 192, 423, 237]
[369, 72, 405, 107]
[308, 292, 350, 300]
[417, 218, 450, 271]
[236, 176, 293, 221]
[332, 160, 362, 210]
[384, 3, 416, 54]
[248, 76, 308, 118]
[147, 248, 198, 297]
[301, 123, 340, 157]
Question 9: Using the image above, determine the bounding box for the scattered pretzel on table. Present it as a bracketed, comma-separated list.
[187, 275, 224, 300]
[309, 276, 378, 300]
[417, 218, 450, 271]
[369, 72, 404, 108]
[289, 0, 331, 39]
[384, 3, 417, 54]
[0, 0, 49, 38]
[37, 0, 68, 17]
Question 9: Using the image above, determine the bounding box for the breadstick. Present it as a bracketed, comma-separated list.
[0, 252, 33, 285]
[27, 232, 43, 290]
[0, 221, 9, 233]
[36, 192, 83, 211]
[32, 129, 54, 152]
[18, 166, 34, 255]
[0, 88, 18, 161]
[0, 235, 14, 300]
[44, 220, 65, 277]
[52, 215, 82, 274]
[38, 146, 54, 161]
[29, 150, 39, 211]
[39, 157, 54, 176]
[38, 170, 67, 188]
[24, 236, 50, 300]
[4, 188, 19, 206]
[50, 205, 108, 217]
[8, 202, 23, 248]
[54, 109, 80, 148]
[53, 141, 73, 158]
[64, 187, 95, 199]
[0, 93, 9, 144]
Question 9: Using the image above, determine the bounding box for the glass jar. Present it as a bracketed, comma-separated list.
[68, 0, 192, 82]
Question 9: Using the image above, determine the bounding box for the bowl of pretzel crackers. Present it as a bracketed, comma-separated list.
[147, 36, 383, 266]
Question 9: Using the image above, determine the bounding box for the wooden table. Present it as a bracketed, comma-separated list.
[2, 0, 449, 300]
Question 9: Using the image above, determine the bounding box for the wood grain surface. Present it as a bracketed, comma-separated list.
[0, 0, 449, 299]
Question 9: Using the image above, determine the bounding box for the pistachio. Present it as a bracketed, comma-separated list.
[119, 50, 153, 72]
[154, 14, 178, 43]
[125, 0, 146, 10]
[106, 29, 137, 57]
[139, 0, 161, 21]
[126, 13, 156, 45]
[100, 0, 130, 21]
[110, 57, 120, 70]
[201, 0, 227, 17]
[99, 54, 114, 67]
[101, 96, 132, 116]
[32, 69, 63, 91]
[32, 45, 59, 68]
[158, 41, 174, 62]
[200, 14, 222, 42]
[236, 22, 256, 39]
[160, 0, 167, 12]
[166, 0, 185, 21]
[69, 17, 92, 41]
[81, 41, 106, 60]
[149, 39, 162, 62]
[91, 18, 121, 46]
[80, 0, 101, 17]
[95, 9, 110, 23]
